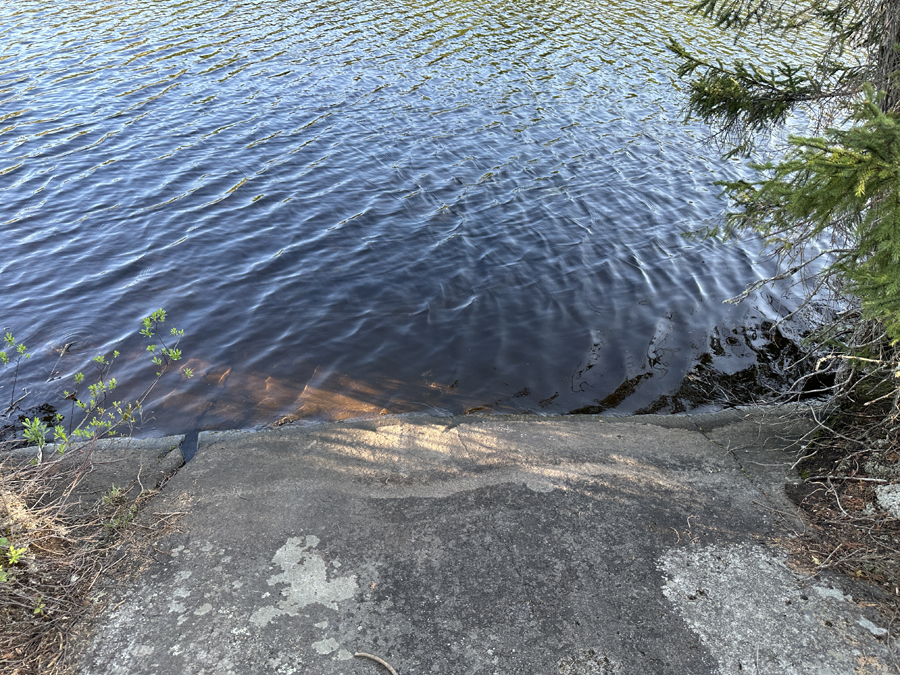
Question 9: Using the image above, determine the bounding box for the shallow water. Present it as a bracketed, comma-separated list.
[0, 0, 812, 434]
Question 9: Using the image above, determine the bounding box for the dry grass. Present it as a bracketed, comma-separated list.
[0, 451, 178, 675]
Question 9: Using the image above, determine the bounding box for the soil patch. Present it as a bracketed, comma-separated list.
[789, 416, 900, 621]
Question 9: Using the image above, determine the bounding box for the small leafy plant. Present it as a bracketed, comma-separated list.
[2, 309, 193, 461]
[1, 332, 30, 413]
[101, 484, 125, 506]
[0, 536, 29, 585]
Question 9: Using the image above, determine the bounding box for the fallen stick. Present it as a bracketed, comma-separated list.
[806, 475, 888, 483]
[355, 652, 399, 675]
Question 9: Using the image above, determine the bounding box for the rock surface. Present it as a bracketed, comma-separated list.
[78, 410, 895, 674]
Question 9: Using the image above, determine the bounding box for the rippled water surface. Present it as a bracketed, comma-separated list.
[1, 0, 808, 434]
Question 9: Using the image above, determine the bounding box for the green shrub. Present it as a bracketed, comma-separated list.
[1, 309, 193, 462]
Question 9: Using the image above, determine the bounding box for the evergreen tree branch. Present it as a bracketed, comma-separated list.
[669, 39, 863, 155]
[716, 91, 900, 339]
[691, 0, 828, 31]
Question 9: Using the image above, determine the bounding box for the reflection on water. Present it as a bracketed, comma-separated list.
[0, 0, 816, 434]
[152, 359, 494, 430]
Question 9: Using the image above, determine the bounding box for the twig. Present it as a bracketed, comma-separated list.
[355, 652, 399, 675]
[47, 342, 74, 382]
[809, 406, 868, 447]
[746, 461, 793, 467]
[805, 475, 888, 483]
[2, 388, 29, 416]
[817, 543, 844, 568]
[825, 478, 849, 517]
[863, 386, 900, 407]
[791, 450, 817, 471]
[829, 354, 887, 365]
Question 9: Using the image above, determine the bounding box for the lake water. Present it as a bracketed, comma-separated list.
[1, 0, 809, 435]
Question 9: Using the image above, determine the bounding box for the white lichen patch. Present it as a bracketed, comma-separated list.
[875, 484, 900, 518]
[859, 617, 888, 637]
[813, 585, 851, 603]
[249, 535, 357, 627]
[167, 583, 192, 616]
[659, 544, 891, 675]
[312, 637, 339, 654]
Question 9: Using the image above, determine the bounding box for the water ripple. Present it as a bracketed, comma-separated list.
[0, 0, 821, 433]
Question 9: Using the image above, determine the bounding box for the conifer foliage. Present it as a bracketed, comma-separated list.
[721, 92, 900, 339]
[670, 0, 900, 345]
